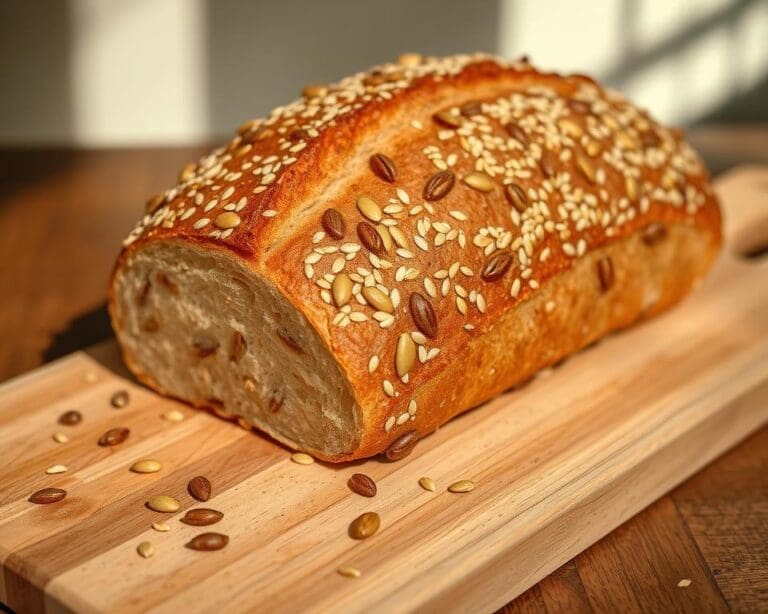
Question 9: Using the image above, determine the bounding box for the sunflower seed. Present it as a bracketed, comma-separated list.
[504, 183, 527, 213]
[147, 495, 180, 513]
[369, 153, 396, 183]
[186, 532, 229, 551]
[505, 122, 528, 144]
[188, 476, 212, 501]
[98, 427, 130, 447]
[52, 431, 69, 443]
[357, 222, 385, 255]
[357, 196, 382, 222]
[597, 255, 614, 291]
[349, 512, 380, 539]
[29, 487, 66, 504]
[137, 541, 155, 558]
[46, 464, 67, 474]
[462, 172, 494, 193]
[321, 208, 346, 239]
[181, 508, 224, 526]
[423, 170, 455, 201]
[152, 522, 170, 532]
[291, 452, 315, 465]
[362, 287, 393, 313]
[480, 250, 513, 282]
[395, 333, 416, 377]
[110, 390, 130, 408]
[348, 473, 377, 497]
[385, 430, 419, 461]
[162, 409, 185, 422]
[58, 410, 82, 426]
[642, 223, 667, 245]
[337, 565, 362, 578]
[432, 110, 462, 129]
[131, 459, 162, 474]
[447, 480, 475, 493]
[540, 151, 557, 178]
[332, 273, 353, 307]
[418, 477, 436, 492]
[214, 212, 241, 229]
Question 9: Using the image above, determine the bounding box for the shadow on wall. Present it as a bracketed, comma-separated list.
[203, 0, 501, 138]
[0, 1, 74, 143]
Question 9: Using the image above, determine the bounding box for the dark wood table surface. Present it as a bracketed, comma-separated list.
[0, 127, 766, 613]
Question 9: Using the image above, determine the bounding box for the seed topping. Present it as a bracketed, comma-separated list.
[357, 222, 385, 255]
[395, 333, 417, 377]
[214, 212, 241, 229]
[385, 430, 419, 461]
[321, 208, 346, 239]
[642, 223, 667, 245]
[462, 172, 494, 193]
[369, 153, 396, 183]
[362, 287, 393, 313]
[409, 292, 438, 338]
[597, 256, 614, 291]
[504, 183, 527, 213]
[423, 170, 455, 201]
[480, 250, 513, 282]
[357, 195, 382, 222]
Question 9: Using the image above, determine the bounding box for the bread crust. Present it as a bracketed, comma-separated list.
[110, 54, 721, 461]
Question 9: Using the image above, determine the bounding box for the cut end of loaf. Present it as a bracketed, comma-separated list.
[110, 240, 360, 458]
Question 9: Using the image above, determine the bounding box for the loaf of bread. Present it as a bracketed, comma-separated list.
[109, 53, 722, 461]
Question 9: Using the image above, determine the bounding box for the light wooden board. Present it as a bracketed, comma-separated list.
[1, 166, 767, 614]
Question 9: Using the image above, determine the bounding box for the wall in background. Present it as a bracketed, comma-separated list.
[0, 0, 766, 146]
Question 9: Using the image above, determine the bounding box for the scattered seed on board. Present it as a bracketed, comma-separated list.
[58, 410, 82, 426]
[181, 508, 224, 526]
[291, 452, 315, 465]
[131, 459, 162, 474]
[29, 488, 66, 504]
[419, 477, 436, 492]
[152, 522, 170, 532]
[46, 464, 67, 475]
[98, 427, 130, 447]
[188, 476, 212, 502]
[348, 473, 377, 497]
[137, 541, 155, 559]
[110, 390, 130, 408]
[52, 432, 70, 443]
[677, 579, 692, 588]
[349, 512, 380, 539]
[162, 409, 185, 422]
[146, 495, 180, 513]
[337, 565, 362, 578]
[447, 480, 475, 493]
[186, 532, 229, 551]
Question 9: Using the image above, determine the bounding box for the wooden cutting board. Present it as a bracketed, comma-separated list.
[1, 166, 767, 614]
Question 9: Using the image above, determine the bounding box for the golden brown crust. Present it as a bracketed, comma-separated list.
[111, 53, 722, 461]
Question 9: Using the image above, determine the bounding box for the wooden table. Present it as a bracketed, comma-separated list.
[0, 131, 765, 613]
